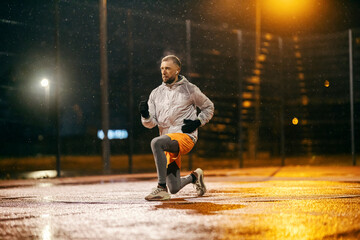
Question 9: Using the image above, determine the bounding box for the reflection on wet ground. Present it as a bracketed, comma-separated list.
[154, 198, 245, 215]
[210, 181, 360, 202]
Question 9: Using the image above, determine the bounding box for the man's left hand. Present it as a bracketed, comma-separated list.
[181, 119, 201, 133]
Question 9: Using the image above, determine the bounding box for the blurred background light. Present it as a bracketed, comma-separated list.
[292, 117, 299, 125]
[97, 129, 128, 140]
[324, 80, 330, 87]
[263, 0, 312, 19]
[40, 78, 49, 88]
[243, 101, 252, 108]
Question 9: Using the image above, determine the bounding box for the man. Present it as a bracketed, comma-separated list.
[139, 55, 214, 201]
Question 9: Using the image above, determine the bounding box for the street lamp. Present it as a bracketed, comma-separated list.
[40, 76, 61, 175]
[40, 78, 49, 88]
[40, 78, 50, 115]
[262, 0, 312, 20]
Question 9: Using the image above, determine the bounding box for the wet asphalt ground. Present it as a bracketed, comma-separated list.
[1, 166, 360, 240]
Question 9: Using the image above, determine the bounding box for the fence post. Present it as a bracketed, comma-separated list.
[99, 0, 111, 173]
[236, 30, 244, 168]
[127, 10, 134, 173]
[185, 19, 193, 171]
[54, 0, 61, 177]
[349, 29, 356, 166]
[278, 37, 285, 166]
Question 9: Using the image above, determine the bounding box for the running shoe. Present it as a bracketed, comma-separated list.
[145, 186, 171, 201]
[193, 168, 206, 196]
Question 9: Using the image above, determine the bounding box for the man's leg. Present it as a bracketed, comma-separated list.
[145, 135, 179, 201]
[166, 164, 206, 196]
[147, 134, 206, 200]
[166, 162, 194, 194]
[150, 135, 179, 188]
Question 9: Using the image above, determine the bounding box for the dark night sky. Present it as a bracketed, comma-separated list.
[110, 0, 360, 36]
[1, 0, 359, 36]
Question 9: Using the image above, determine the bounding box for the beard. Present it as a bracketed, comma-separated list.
[163, 75, 177, 85]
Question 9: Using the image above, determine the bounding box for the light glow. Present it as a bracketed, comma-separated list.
[324, 80, 330, 88]
[263, 0, 312, 19]
[40, 78, 49, 88]
[242, 101, 252, 108]
[292, 117, 299, 125]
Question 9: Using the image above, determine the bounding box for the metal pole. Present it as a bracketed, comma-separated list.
[186, 19, 193, 171]
[253, 0, 261, 160]
[236, 30, 244, 168]
[54, 0, 61, 177]
[99, 0, 111, 173]
[127, 10, 134, 173]
[255, 0, 261, 58]
[278, 37, 285, 166]
[349, 29, 356, 166]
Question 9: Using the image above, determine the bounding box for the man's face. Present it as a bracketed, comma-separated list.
[160, 60, 179, 84]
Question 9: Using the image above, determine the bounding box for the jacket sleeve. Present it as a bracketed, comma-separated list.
[191, 85, 214, 126]
[141, 90, 158, 129]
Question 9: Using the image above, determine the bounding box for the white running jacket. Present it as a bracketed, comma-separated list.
[141, 76, 214, 143]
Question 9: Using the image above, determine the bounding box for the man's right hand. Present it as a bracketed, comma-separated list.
[139, 100, 150, 118]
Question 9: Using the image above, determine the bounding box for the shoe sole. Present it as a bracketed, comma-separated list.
[196, 168, 207, 196]
[145, 195, 171, 201]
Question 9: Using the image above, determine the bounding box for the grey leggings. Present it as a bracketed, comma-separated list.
[151, 135, 193, 194]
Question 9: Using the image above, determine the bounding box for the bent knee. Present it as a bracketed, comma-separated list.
[151, 136, 167, 147]
[150, 137, 162, 150]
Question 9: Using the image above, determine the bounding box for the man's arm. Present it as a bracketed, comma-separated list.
[192, 85, 214, 126]
[181, 85, 214, 133]
[140, 92, 158, 129]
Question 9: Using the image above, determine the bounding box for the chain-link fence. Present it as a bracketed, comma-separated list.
[0, 1, 359, 177]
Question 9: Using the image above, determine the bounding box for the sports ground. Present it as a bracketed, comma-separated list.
[1, 166, 360, 239]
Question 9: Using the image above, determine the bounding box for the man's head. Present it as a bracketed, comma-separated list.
[160, 55, 181, 85]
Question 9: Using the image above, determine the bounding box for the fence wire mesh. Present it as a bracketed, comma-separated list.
[0, 1, 359, 177]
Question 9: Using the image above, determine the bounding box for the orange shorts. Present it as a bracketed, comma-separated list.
[165, 133, 195, 169]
